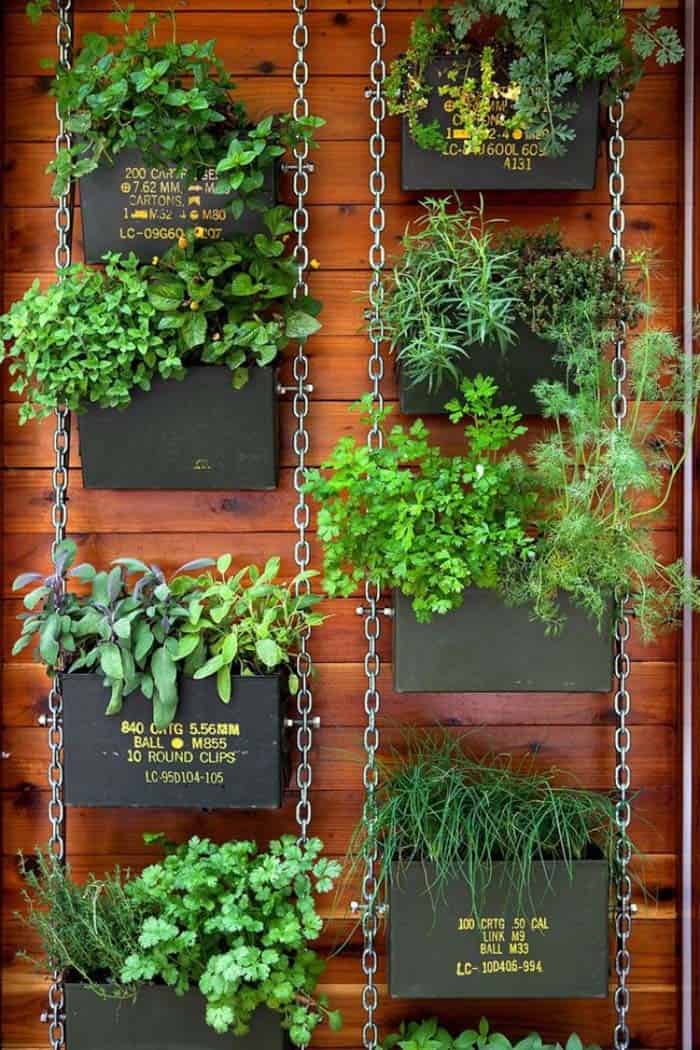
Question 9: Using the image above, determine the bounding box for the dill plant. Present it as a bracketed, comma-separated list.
[349, 733, 621, 913]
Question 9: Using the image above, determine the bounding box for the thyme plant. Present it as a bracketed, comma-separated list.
[388, 3, 682, 157]
[18, 836, 342, 1046]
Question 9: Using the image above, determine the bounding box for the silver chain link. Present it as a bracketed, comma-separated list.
[360, 6, 386, 1050]
[46, 5, 73, 1050]
[609, 93, 632, 1050]
[290, 0, 314, 845]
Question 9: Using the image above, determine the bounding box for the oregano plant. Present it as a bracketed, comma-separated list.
[380, 1017, 599, 1050]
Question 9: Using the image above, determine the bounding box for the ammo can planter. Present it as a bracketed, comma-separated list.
[401, 59, 600, 191]
[61, 673, 288, 809]
[64, 986, 289, 1050]
[78, 366, 278, 490]
[398, 321, 565, 416]
[393, 589, 613, 693]
[80, 146, 277, 263]
[388, 860, 610, 999]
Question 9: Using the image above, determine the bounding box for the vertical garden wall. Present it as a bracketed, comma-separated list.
[0, 1, 688, 1049]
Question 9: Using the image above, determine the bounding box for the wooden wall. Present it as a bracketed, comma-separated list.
[0, 1, 685, 1047]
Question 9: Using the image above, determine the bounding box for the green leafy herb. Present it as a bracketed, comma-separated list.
[381, 1017, 599, 1050]
[11, 543, 323, 726]
[0, 227, 321, 422]
[26, 3, 323, 207]
[18, 836, 342, 1047]
[387, 3, 683, 157]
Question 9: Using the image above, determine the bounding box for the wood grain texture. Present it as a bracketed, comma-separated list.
[0, 1, 686, 1048]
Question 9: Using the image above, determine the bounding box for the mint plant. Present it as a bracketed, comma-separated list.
[12, 543, 323, 727]
[0, 227, 321, 423]
[26, 3, 323, 211]
[19, 835, 342, 1047]
[388, 3, 683, 157]
[381, 1017, 599, 1050]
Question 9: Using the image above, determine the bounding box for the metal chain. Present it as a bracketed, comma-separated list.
[290, 0, 314, 845]
[609, 93, 632, 1050]
[44, 5, 73, 1050]
[360, 6, 387, 1050]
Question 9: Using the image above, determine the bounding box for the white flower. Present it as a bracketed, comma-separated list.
[475, 464, 485, 479]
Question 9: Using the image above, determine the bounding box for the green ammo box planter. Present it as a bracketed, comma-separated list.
[398, 321, 567, 416]
[388, 860, 610, 999]
[393, 589, 614, 693]
[64, 987, 290, 1050]
[78, 366, 279, 490]
[401, 59, 600, 192]
[61, 673, 289, 809]
[79, 147, 277, 263]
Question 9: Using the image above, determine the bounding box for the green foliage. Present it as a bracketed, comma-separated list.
[18, 836, 342, 1047]
[381, 1017, 599, 1050]
[17, 850, 143, 997]
[383, 198, 521, 391]
[304, 376, 534, 622]
[387, 2, 683, 157]
[383, 199, 642, 393]
[27, 3, 323, 208]
[350, 733, 621, 913]
[0, 228, 321, 422]
[11, 542, 323, 727]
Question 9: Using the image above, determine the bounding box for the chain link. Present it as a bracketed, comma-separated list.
[290, 0, 314, 845]
[46, 4, 73, 1050]
[361, 6, 386, 1050]
[609, 93, 632, 1050]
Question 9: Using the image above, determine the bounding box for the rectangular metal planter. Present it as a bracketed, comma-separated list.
[80, 146, 277, 263]
[398, 321, 566, 416]
[78, 366, 279, 491]
[61, 673, 288, 809]
[393, 588, 613, 693]
[388, 860, 610, 999]
[64, 985, 289, 1050]
[401, 59, 600, 191]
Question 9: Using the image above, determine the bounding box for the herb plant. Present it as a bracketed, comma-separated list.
[305, 376, 534, 622]
[350, 733, 621, 912]
[19, 835, 342, 1046]
[381, 1017, 599, 1050]
[388, 3, 683, 157]
[26, 3, 323, 209]
[383, 198, 642, 393]
[0, 226, 321, 423]
[12, 543, 323, 727]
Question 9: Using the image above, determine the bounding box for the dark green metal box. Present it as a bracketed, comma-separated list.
[78, 366, 279, 491]
[393, 589, 613, 693]
[64, 985, 289, 1050]
[61, 673, 288, 809]
[388, 860, 610, 998]
[401, 59, 600, 191]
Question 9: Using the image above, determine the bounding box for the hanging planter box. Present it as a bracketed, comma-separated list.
[61, 673, 288, 809]
[388, 859, 609, 999]
[398, 321, 565, 416]
[64, 985, 289, 1050]
[393, 588, 613, 693]
[80, 146, 277, 263]
[401, 59, 600, 191]
[78, 366, 279, 491]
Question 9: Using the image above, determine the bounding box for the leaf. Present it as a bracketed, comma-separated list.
[100, 642, 124, 680]
[216, 664, 232, 702]
[151, 646, 178, 728]
[12, 572, 43, 592]
[285, 310, 322, 341]
[216, 553, 232, 575]
[230, 273, 257, 296]
[175, 634, 199, 660]
[193, 654, 225, 679]
[255, 637, 282, 668]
